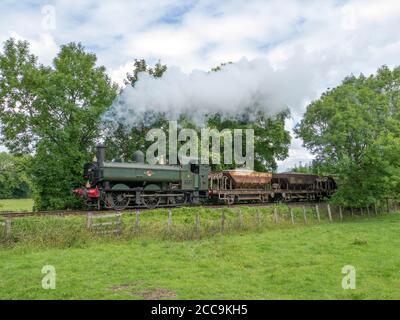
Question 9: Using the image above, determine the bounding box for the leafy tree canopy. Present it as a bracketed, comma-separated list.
[0, 38, 118, 209]
[205, 109, 290, 172]
[295, 66, 400, 206]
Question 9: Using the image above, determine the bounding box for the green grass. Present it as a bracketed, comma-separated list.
[1, 213, 400, 299]
[0, 199, 33, 212]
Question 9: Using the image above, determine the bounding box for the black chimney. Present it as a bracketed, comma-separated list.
[96, 144, 106, 167]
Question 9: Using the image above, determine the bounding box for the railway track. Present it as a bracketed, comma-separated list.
[0, 201, 330, 219]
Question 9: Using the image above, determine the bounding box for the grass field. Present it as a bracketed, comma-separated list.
[0, 199, 33, 212]
[1, 212, 400, 299]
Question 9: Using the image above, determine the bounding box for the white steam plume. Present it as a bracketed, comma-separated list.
[104, 57, 316, 126]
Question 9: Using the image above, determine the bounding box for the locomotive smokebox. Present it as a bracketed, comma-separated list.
[96, 144, 106, 167]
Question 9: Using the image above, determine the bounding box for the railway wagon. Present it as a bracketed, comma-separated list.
[208, 170, 273, 205]
[74, 145, 210, 210]
[208, 171, 337, 205]
[271, 172, 336, 201]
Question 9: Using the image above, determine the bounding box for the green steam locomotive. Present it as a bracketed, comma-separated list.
[74, 145, 210, 210]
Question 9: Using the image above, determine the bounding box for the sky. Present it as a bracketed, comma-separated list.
[1, 0, 400, 170]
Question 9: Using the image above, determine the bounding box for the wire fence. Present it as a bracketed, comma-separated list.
[1, 199, 399, 247]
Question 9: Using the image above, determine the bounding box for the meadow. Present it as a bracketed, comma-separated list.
[0, 199, 34, 212]
[1, 204, 400, 299]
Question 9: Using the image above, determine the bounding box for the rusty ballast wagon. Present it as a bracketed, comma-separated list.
[208, 170, 274, 205]
[271, 172, 336, 201]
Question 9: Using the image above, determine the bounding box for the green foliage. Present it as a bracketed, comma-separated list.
[210, 61, 233, 72]
[0, 39, 45, 154]
[0, 152, 32, 199]
[0, 39, 118, 209]
[290, 162, 313, 173]
[124, 59, 167, 87]
[296, 66, 400, 206]
[206, 109, 291, 171]
[289, 160, 329, 175]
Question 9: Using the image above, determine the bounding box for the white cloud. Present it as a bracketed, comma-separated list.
[0, 0, 400, 170]
[6, 32, 59, 66]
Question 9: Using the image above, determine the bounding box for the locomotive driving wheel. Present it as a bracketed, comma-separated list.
[106, 191, 130, 211]
[142, 193, 161, 209]
[174, 194, 187, 206]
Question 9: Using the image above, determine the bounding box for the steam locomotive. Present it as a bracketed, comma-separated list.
[73, 145, 336, 210]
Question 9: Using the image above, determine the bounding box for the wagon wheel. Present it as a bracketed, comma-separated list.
[261, 194, 269, 203]
[225, 195, 235, 205]
[106, 192, 130, 211]
[142, 194, 161, 209]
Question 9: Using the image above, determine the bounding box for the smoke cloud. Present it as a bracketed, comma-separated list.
[103, 57, 316, 127]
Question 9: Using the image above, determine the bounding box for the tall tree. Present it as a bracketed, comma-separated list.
[295, 66, 400, 206]
[0, 39, 118, 209]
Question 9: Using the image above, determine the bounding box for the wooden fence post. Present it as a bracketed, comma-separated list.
[327, 204, 332, 222]
[339, 206, 343, 222]
[86, 212, 93, 230]
[374, 203, 378, 216]
[116, 214, 122, 234]
[303, 206, 308, 224]
[5, 218, 11, 236]
[290, 208, 295, 224]
[167, 209, 172, 232]
[315, 205, 320, 223]
[360, 207, 364, 216]
[238, 209, 243, 229]
[367, 206, 371, 217]
[134, 209, 140, 233]
[195, 213, 200, 234]
[221, 211, 225, 232]
[256, 209, 261, 226]
[351, 207, 354, 217]
[274, 207, 279, 223]
[387, 198, 390, 214]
